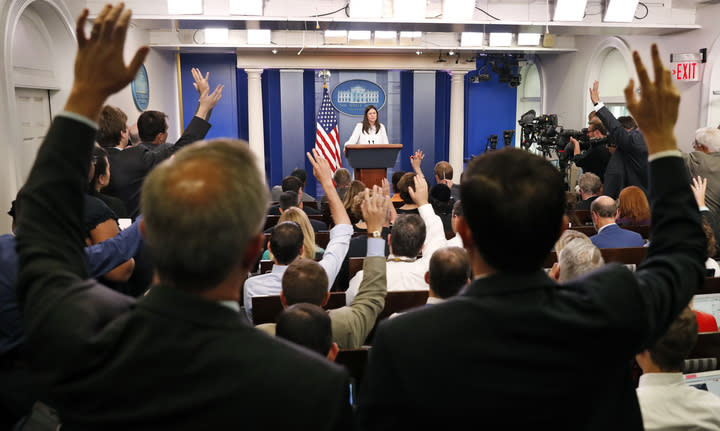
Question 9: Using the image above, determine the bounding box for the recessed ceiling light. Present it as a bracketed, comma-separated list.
[518, 33, 542, 46]
[489, 33, 513, 47]
[460, 32, 484, 47]
[167, 0, 202, 14]
[604, 0, 639, 22]
[553, 0, 588, 21]
[204, 28, 229, 44]
[247, 29, 271, 45]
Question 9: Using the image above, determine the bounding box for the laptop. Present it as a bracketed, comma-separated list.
[691, 294, 720, 329]
[684, 369, 720, 397]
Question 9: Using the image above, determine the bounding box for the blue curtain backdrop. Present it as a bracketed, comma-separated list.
[262, 69, 283, 189]
[464, 62, 518, 161]
[179, 53, 238, 140]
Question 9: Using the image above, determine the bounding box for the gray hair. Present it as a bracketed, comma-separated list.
[695, 127, 720, 152]
[558, 238, 605, 282]
[554, 229, 592, 254]
[578, 172, 602, 195]
[141, 139, 268, 290]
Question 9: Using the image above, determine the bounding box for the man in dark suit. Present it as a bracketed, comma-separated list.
[589, 195, 645, 248]
[591, 80, 649, 199]
[358, 45, 706, 429]
[268, 175, 321, 216]
[104, 67, 223, 219]
[15, 5, 352, 429]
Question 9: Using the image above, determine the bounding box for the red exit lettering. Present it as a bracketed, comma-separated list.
[674, 62, 698, 81]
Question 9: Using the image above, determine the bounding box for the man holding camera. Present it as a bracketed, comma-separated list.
[570, 113, 611, 182]
[590, 80, 649, 199]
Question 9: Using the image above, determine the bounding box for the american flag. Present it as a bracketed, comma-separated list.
[315, 86, 342, 172]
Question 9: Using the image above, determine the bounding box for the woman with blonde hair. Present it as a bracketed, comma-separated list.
[342, 180, 367, 224]
[616, 186, 651, 226]
[263, 207, 324, 260]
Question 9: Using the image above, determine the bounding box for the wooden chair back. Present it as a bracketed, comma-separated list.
[252, 291, 346, 325]
[544, 246, 648, 268]
[335, 347, 371, 390]
[573, 210, 592, 225]
[699, 277, 720, 295]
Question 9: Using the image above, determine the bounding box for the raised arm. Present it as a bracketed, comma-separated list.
[624, 44, 706, 345]
[331, 187, 389, 348]
[307, 149, 351, 227]
[409, 175, 446, 262]
[16, 3, 145, 359]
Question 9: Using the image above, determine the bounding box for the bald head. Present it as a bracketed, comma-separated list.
[141, 139, 268, 291]
[428, 247, 470, 298]
[590, 195, 618, 229]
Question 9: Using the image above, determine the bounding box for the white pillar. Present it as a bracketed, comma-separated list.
[245, 68, 265, 175]
[449, 70, 467, 178]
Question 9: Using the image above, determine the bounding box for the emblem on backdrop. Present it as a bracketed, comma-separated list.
[331, 79, 386, 116]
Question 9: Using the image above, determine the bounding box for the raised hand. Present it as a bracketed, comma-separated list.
[408, 174, 429, 206]
[589, 80, 600, 105]
[410, 149, 424, 174]
[362, 186, 390, 234]
[691, 176, 708, 209]
[196, 84, 224, 119]
[192, 68, 210, 95]
[306, 148, 334, 187]
[66, 3, 149, 120]
[624, 43, 681, 154]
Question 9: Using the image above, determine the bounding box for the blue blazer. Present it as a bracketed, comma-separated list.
[590, 223, 645, 248]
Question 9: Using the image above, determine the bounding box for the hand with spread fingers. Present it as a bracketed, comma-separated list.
[410, 149, 424, 174]
[67, 3, 149, 120]
[362, 186, 390, 234]
[408, 174, 429, 206]
[589, 80, 600, 105]
[192, 68, 210, 95]
[691, 176, 708, 209]
[624, 43, 681, 154]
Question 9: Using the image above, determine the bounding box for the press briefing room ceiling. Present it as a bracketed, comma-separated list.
[85, 0, 706, 58]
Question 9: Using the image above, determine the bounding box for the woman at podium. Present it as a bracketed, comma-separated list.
[344, 105, 389, 153]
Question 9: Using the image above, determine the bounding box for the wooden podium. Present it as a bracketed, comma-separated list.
[345, 144, 403, 189]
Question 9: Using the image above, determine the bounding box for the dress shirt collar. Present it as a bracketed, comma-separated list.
[638, 372, 685, 387]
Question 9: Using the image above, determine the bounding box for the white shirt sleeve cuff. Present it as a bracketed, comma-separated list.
[593, 101, 605, 111]
[58, 111, 98, 130]
[367, 238, 386, 257]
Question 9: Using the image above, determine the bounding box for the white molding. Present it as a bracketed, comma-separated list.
[584, 36, 636, 119]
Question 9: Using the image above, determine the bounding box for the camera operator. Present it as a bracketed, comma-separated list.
[570, 114, 611, 183]
[590, 80, 649, 199]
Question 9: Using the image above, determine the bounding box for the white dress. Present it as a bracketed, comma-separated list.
[344, 123, 389, 148]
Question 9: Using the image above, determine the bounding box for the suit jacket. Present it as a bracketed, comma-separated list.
[15, 115, 352, 430]
[573, 140, 611, 183]
[595, 107, 649, 198]
[590, 224, 645, 249]
[357, 156, 706, 430]
[257, 255, 387, 349]
[105, 116, 211, 219]
[576, 195, 599, 211]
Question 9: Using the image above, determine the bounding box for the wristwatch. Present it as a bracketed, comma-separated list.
[370, 230, 382, 238]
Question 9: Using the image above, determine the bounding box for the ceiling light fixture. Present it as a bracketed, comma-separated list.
[518, 33, 542, 46]
[229, 0, 263, 15]
[204, 28, 229, 44]
[553, 0, 588, 21]
[394, 0, 426, 20]
[460, 32, 484, 47]
[443, 0, 475, 20]
[167, 0, 203, 14]
[271, 48, 278, 54]
[349, 0, 383, 18]
[604, 0, 640, 22]
[489, 33, 513, 47]
[247, 29, 271, 45]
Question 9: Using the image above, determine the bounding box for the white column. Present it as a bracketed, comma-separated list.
[449, 70, 467, 178]
[245, 68, 265, 175]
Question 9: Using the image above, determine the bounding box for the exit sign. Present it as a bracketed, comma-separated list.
[672, 61, 700, 81]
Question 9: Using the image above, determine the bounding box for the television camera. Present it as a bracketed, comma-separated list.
[517, 109, 589, 170]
